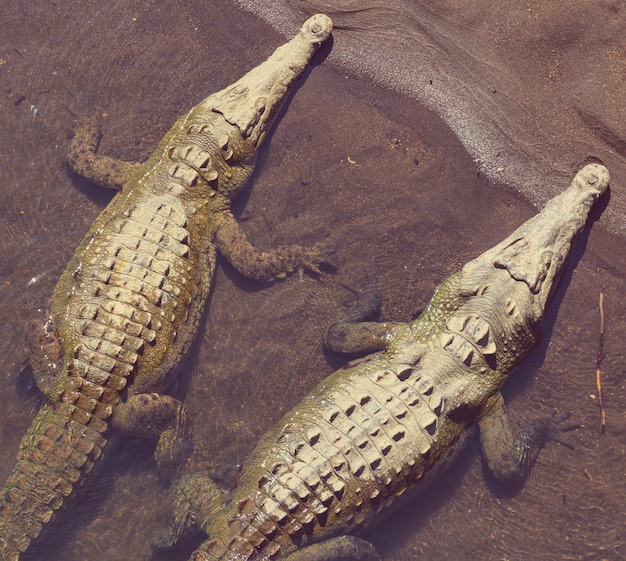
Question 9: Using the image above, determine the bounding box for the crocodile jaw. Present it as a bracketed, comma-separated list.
[463, 163, 609, 316]
[198, 14, 332, 148]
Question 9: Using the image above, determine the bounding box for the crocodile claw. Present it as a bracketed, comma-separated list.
[540, 410, 581, 450]
[305, 242, 338, 275]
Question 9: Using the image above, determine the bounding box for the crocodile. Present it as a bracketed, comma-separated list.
[162, 163, 609, 561]
[0, 14, 333, 560]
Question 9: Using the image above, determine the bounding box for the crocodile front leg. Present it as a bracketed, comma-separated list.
[324, 285, 403, 354]
[478, 393, 578, 482]
[67, 120, 143, 190]
[215, 211, 327, 282]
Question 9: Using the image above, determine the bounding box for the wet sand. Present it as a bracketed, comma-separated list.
[0, 2, 624, 560]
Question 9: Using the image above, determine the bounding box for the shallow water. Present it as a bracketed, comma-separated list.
[1, 2, 625, 560]
[237, 0, 626, 238]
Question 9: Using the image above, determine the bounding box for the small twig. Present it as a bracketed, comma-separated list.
[595, 291, 606, 434]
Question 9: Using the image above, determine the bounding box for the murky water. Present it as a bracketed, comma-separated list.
[1, 2, 625, 560]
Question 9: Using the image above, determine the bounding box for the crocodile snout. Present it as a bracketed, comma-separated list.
[576, 162, 610, 197]
[199, 14, 334, 147]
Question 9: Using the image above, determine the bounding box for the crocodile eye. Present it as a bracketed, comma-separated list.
[231, 85, 247, 96]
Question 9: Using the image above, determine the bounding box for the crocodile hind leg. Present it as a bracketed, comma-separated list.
[479, 393, 579, 483]
[111, 393, 191, 478]
[67, 119, 143, 191]
[285, 536, 381, 561]
[152, 472, 227, 552]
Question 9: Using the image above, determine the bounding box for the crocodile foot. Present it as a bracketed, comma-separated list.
[532, 409, 581, 449]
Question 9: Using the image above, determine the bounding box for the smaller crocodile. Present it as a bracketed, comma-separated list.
[0, 14, 333, 560]
[161, 164, 609, 561]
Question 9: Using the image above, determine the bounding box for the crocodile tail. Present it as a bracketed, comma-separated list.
[0, 395, 108, 558]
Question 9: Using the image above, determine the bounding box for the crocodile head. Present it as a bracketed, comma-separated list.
[464, 163, 610, 315]
[200, 14, 332, 152]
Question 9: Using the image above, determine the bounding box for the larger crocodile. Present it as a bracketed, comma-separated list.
[0, 14, 333, 560]
[163, 163, 609, 561]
